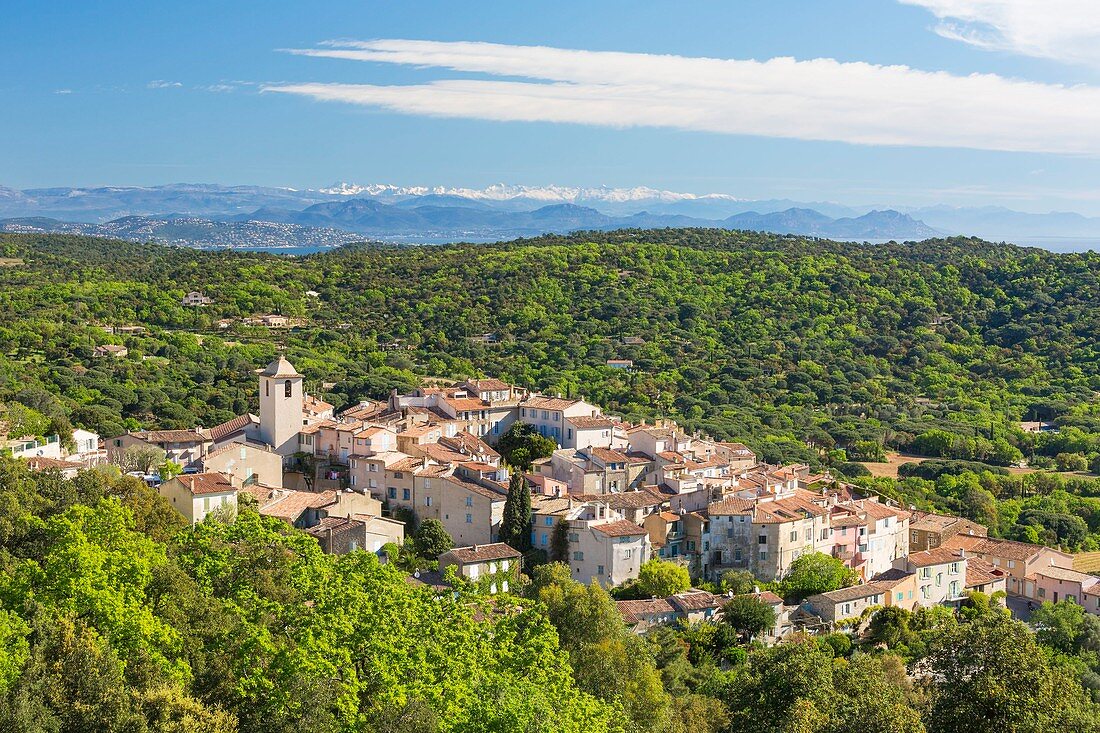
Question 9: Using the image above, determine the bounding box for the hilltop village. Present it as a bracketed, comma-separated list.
[9, 355, 1097, 637]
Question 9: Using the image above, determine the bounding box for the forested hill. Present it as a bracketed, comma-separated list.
[2, 229, 1097, 465]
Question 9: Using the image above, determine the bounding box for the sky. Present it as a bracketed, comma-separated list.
[4, 0, 1100, 213]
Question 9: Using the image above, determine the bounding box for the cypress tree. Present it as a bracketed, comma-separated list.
[500, 472, 533, 551]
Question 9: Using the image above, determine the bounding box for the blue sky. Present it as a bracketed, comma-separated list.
[4, 0, 1100, 213]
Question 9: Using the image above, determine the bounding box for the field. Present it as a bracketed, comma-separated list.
[859, 452, 1039, 479]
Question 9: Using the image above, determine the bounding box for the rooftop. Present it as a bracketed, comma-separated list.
[175, 472, 236, 496]
[443, 543, 521, 564]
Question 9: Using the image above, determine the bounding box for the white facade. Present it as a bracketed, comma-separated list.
[258, 356, 305, 462]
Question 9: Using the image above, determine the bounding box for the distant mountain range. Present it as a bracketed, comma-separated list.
[1, 182, 1098, 250]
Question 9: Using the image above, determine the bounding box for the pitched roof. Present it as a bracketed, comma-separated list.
[572, 490, 666, 510]
[464, 378, 512, 392]
[616, 598, 676, 623]
[443, 543, 521, 564]
[708, 496, 755, 516]
[132, 429, 207, 445]
[906, 547, 965, 567]
[1034, 565, 1100, 584]
[869, 568, 915, 588]
[753, 495, 828, 524]
[568, 415, 615, 429]
[523, 395, 582, 411]
[259, 356, 302, 378]
[592, 519, 648, 537]
[668, 590, 723, 612]
[205, 413, 258, 442]
[588, 447, 629, 463]
[304, 515, 364, 536]
[240, 486, 335, 522]
[733, 590, 784, 606]
[810, 582, 890, 604]
[24, 456, 83, 472]
[943, 535, 1064, 562]
[445, 474, 507, 501]
[175, 472, 235, 496]
[965, 557, 1006, 588]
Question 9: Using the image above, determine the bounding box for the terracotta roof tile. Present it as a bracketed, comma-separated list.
[592, 519, 647, 537]
[443, 543, 521, 563]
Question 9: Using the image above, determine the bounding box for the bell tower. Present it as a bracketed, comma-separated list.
[258, 356, 304, 461]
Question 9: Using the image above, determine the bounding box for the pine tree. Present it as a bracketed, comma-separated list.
[500, 472, 533, 551]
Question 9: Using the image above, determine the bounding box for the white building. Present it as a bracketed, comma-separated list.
[159, 472, 238, 525]
[258, 356, 304, 463]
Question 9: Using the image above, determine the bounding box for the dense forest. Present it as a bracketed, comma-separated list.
[2, 231, 1100, 730]
[2, 230, 1100, 549]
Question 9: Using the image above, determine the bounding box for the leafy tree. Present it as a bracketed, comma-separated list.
[924, 615, 1100, 732]
[720, 569, 758, 595]
[413, 518, 453, 559]
[773, 552, 859, 602]
[636, 559, 691, 599]
[1032, 600, 1100, 656]
[158, 460, 182, 480]
[528, 563, 674, 732]
[118, 445, 167, 475]
[496, 423, 556, 472]
[722, 595, 776, 641]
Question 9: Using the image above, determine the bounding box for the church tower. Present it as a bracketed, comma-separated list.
[258, 356, 304, 461]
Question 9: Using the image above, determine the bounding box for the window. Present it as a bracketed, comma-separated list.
[573, 551, 584, 561]
[465, 513, 472, 524]
[402, 489, 410, 501]
[935, 573, 943, 587]
[388, 488, 396, 499]
[597, 565, 605, 576]
[569, 533, 579, 543]
[567, 428, 573, 440]
[896, 591, 903, 602]
[368, 479, 377, 489]
[789, 530, 798, 542]
[425, 496, 432, 507]
[804, 529, 811, 541]
[949, 562, 960, 575]
[1007, 560, 1016, 569]
[1038, 587, 1046, 598]
[759, 535, 768, 545]
[821, 529, 830, 540]
[284, 380, 293, 398]
[540, 533, 548, 546]
[920, 568, 931, 580]
[759, 550, 767, 561]
[842, 603, 851, 616]
[466, 496, 473, 507]
[624, 549, 633, 559]
[949, 581, 960, 597]
[545, 517, 553, 526]
[734, 548, 742, 562]
[542, 411, 549, 420]
[501, 560, 510, 571]
[921, 585, 930, 599]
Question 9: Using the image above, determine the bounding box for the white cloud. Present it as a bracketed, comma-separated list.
[147, 80, 183, 89]
[265, 39, 1100, 155]
[900, 1, 1100, 67]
